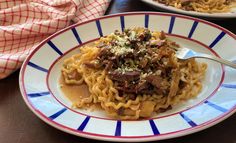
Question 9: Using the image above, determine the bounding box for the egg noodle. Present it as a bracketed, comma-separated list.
[155, 0, 236, 13]
[61, 28, 207, 120]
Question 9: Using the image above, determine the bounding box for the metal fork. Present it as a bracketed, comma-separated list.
[176, 47, 236, 69]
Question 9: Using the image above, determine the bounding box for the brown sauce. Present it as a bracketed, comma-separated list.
[60, 76, 102, 110]
[59, 76, 90, 103]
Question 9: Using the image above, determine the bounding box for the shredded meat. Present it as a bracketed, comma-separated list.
[135, 80, 149, 92]
[168, 70, 180, 97]
[85, 28, 181, 96]
[145, 75, 162, 89]
[84, 61, 101, 69]
[108, 71, 141, 82]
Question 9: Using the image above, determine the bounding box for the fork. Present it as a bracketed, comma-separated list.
[176, 47, 236, 69]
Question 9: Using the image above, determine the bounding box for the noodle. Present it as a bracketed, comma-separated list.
[61, 28, 207, 120]
[154, 0, 236, 13]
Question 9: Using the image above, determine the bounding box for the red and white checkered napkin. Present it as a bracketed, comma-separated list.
[0, 0, 110, 79]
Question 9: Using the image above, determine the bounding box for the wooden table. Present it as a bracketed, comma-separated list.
[1, 0, 236, 143]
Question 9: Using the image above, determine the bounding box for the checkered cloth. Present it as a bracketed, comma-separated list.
[0, 0, 110, 79]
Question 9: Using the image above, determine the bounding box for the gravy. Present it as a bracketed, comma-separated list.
[60, 76, 102, 110]
[60, 76, 90, 103]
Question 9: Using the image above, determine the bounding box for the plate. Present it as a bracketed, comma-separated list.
[141, 0, 236, 19]
[19, 12, 236, 142]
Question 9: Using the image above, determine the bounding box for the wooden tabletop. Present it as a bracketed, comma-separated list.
[1, 0, 236, 143]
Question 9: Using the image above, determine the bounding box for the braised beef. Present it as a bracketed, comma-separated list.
[84, 61, 101, 69]
[145, 75, 162, 89]
[139, 58, 148, 68]
[108, 71, 141, 82]
[135, 80, 149, 92]
[85, 28, 179, 96]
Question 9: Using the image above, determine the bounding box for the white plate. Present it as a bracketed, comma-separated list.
[141, 0, 236, 19]
[19, 12, 236, 142]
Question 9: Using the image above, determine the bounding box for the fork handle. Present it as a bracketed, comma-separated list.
[195, 54, 236, 69]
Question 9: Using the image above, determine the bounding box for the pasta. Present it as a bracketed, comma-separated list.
[61, 28, 207, 120]
[154, 0, 236, 13]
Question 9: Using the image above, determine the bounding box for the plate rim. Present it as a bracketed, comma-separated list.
[19, 12, 236, 142]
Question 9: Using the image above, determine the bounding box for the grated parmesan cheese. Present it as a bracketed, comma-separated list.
[110, 46, 134, 55]
[110, 35, 134, 55]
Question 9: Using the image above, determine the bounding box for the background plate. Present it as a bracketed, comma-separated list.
[141, 0, 236, 19]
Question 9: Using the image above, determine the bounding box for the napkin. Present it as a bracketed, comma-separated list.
[0, 0, 110, 79]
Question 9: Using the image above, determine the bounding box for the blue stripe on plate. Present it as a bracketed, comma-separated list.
[120, 16, 125, 32]
[96, 20, 103, 37]
[27, 92, 50, 98]
[180, 113, 197, 127]
[149, 120, 160, 135]
[47, 41, 63, 56]
[221, 84, 236, 89]
[168, 16, 175, 34]
[145, 14, 149, 28]
[77, 116, 90, 131]
[209, 32, 226, 48]
[71, 28, 82, 44]
[49, 108, 67, 120]
[204, 101, 228, 113]
[28, 62, 48, 73]
[188, 21, 198, 38]
[115, 120, 121, 136]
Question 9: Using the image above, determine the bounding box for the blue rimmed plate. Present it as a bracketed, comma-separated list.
[19, 12, 236, 142]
